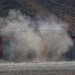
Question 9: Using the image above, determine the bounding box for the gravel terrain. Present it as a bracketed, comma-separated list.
[0, 62, 75, 75]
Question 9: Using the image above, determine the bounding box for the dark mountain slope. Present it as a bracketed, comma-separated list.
[15, 0, 75, 29]
[0, 0, 75, 29]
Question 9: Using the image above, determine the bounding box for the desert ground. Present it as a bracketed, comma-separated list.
[0, 62, 75, 75]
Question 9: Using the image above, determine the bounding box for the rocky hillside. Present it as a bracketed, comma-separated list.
[0, 0, 75, 30]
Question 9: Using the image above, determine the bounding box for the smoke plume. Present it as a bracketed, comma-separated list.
[0, 10, 73, 62]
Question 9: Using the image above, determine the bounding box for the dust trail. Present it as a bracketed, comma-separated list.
[0, 10, 73, 62]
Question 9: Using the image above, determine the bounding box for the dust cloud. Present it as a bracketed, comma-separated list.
[0, 10, 73, 62]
